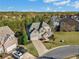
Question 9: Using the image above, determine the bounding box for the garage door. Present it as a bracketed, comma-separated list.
[6, 44, 17, 53]
[31, 36, 39, 40]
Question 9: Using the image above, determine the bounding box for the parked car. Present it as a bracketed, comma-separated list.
[12, 47, 27, 59]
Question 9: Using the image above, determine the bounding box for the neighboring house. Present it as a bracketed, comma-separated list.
[0, 26, 18, 54]
[60, 18, 76, 32]
[59, 15, 79, 32]
[27, 22, 53, 41]
[75, 15, 79, 31]
[74, 15, 79, 22]
[51, 16, 60, 31]
[51, 15, 79, 32]
[76, 22, 79, 31]
[51, 16, 60, 28]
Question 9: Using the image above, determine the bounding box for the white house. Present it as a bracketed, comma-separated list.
[27, 22, 53, 41]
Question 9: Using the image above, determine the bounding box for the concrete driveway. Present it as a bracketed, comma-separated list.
[39, 45, 79, 59]
[32, 40, 48, 56]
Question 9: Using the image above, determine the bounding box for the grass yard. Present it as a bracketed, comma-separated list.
[44, 32, 79, 49]
[25, 43, 38, 57]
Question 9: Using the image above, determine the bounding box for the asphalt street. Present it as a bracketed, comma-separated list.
[39, 45, 79, 59]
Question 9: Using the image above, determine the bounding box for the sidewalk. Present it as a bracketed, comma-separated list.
[32, 40, 48, 56]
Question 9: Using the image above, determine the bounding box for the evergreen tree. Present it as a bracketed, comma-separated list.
[22, 30, 28, 45]
[21, 19, 28, 45]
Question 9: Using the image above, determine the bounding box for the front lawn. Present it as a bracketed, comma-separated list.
[25, 42, 38, 57]
[43, 32, 79, 49]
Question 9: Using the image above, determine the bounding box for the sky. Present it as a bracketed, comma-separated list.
[0, 0, 79, 12]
